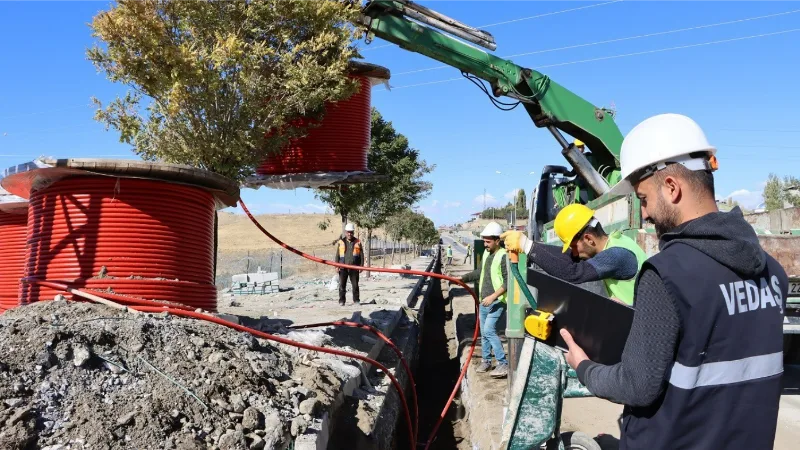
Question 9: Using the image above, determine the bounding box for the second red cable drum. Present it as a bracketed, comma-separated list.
[0, 211, 28, 312]
[257, 75, 372, 175]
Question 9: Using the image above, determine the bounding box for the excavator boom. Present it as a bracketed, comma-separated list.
[360, 0, 625, 194]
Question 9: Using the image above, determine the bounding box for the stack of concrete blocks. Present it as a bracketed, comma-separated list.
[231, 268, 280, 295]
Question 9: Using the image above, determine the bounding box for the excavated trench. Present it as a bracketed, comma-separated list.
[396, 275, 469, 450]
[325, 254, 472, 450]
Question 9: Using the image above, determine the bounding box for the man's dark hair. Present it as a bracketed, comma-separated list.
[578, 221, 607, 239]
[653, 162, 715, 199]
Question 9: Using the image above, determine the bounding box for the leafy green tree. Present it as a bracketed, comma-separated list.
[480, 202, 528, 222]
[764, 173, 800, 210]
[763, 174, 783, 211]
[385, 208, 438, 257]
[515, 188, 527, 210]
[384, 212, 408, 264]
[317, 108, 434, 270]
[88, 0, 362, 181]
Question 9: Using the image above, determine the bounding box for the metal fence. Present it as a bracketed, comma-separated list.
[215, 240, 417, 289]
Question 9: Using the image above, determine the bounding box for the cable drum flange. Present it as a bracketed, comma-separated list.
[1, 161, 239, 312]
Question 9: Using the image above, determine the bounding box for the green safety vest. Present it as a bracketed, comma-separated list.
[446, 247, 453, 257]
[479, 248, 508, 304]
[602, 231, 648, 306]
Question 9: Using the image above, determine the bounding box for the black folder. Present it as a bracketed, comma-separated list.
[527, 268, 635, 365]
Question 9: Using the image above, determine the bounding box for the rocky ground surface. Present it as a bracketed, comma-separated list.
[0, 300, 363, 450]
[217, 265, 425, 328]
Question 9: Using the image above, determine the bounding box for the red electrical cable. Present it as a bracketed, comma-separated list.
[257, 75, 371, 175]
[21, 278, 416, 450]
[289, 320, 419, 442]
[21, 176, 218, 311]
[26, 278, 198, 312]
[237, 199, 480, 450]
[0, 211, 28, 312]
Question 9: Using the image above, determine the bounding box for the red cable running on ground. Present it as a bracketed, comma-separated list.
[21, 278, 417, 450]
[237, 199, 480, 450]
[288, 320, 418, 442]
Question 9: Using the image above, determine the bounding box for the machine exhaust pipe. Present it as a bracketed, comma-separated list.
[547, 126, 611, 196]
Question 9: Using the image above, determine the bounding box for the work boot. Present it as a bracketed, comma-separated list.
[490, 363, 508, 378]
[476, 361, 492, 373]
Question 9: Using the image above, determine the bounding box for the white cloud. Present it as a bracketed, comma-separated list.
[504, 188, 522, 200]
[431, 200, 440, 207]
[721, 189, 764, 210]
[473, 193, 498, 206]
[444, 201, 462, 208]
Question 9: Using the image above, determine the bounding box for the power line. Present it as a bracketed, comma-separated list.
[3, 4, 623, 120]
[536, 28, 800, 69]
[722, 144, 800, 149]
[717, 128, 800, 133]
[359, 43, 393, 52]
[0, 104, 91, 121]
[355, 0, 622, 52]
[394, 9, 800, 77]
[476, 0, 624, 29]
[377, 28, 800, 91]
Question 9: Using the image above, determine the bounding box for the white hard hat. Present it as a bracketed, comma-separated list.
[345, 223, 355, 232]
[608, 113, 717, 197]
[480, 222, 503, 237]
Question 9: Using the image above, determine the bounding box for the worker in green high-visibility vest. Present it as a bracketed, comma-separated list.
[502, 203, 648, 306]
[459, 222, 509, 378]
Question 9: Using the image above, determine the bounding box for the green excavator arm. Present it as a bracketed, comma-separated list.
[359, 0, 625, 195]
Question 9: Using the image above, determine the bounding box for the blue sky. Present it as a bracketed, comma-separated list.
[1, 1, 798, 226]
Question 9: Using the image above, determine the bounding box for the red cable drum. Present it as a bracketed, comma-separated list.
[20, 176, 218, 311]
[0, 211, 28, 312]
[257, 75, 371, 175]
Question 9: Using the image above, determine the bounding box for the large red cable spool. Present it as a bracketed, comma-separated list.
[20, 176, 218, 311]
[256, 74, 372, 175]
[0, 211, 28, 312]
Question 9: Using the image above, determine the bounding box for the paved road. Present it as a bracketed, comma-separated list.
[441, 234, 468, 255]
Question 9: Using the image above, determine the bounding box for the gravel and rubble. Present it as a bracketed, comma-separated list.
[0, 300, 362, 450]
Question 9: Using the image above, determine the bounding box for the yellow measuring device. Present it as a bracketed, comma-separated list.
[524, 310, 555, 340]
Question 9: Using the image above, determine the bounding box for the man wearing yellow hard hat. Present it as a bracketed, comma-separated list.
[501, 203, 647, 306]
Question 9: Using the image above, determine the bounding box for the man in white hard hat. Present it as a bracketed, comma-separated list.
[334, 223, 363, 306]
[459, 221, 509, 378]
[558, 114, 787, 450]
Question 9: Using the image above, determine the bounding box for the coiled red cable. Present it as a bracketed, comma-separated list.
[257, 75, 371, 175]
[0, 211, 28, 312]
[21, 176, 218, 311]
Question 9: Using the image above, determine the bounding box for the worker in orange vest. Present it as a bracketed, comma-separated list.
[335, 223, 362, 305]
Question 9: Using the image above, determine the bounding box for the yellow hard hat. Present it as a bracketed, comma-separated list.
[554, 203, 595, 253]
[574, 139, 585, 147]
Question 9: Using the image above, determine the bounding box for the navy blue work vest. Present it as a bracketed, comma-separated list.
[620, 242, 787, 450]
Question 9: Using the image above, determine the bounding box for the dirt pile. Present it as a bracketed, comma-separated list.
[0, 300, 352, 450]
